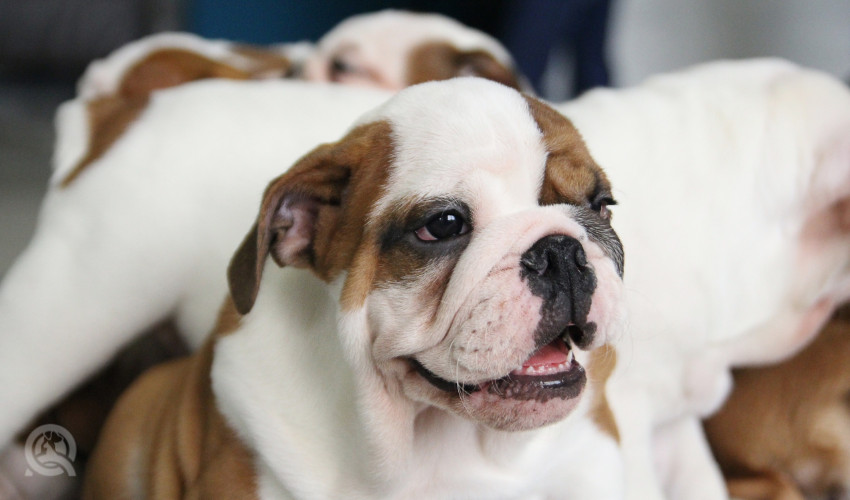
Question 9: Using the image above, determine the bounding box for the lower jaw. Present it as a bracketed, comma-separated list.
[482, 365, 587, 403]
[459, 384, 588, 431]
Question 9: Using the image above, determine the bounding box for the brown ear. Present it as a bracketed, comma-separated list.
[407, 42, 523, 91]
[454, 51, 523, 91]
[120, 49, 251, 100]
[227, 144, 350, 315]
[227, 122, 391, 315]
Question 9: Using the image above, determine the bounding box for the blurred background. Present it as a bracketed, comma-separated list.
[1, 0, 849, 276]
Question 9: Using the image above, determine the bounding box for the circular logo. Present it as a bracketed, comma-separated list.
[24, 424, 77, 477]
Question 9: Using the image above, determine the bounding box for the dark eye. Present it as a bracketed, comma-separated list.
[330, 57, 354, 79]
[415, 210, 470, 241]
[590, 195, 616, 220]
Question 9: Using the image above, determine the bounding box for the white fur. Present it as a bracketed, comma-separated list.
[2, 60, 850, 498]
[557, 59, 850, 498]
[215, 265, 620, 499]
[0, 80, 390, 446]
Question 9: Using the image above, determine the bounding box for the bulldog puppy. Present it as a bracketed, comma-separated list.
[83, 77, 626, 499]
[704, 308, 850, 500]
[556, 60, 850, 499]
[302, 9, 523, 90]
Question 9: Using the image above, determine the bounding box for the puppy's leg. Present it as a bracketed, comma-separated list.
[654, 417, 728, 500]
[608, 389, 667, 500]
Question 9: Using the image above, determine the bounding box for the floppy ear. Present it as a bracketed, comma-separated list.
[408, 43, 523, 91]
[227, 122, 391, 315]
[119, 49, 251, 100]
[454, 50, 523, 91]
[227, 144, 350, 315]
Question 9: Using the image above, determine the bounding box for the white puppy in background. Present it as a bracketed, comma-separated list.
[302, 9, 522, 90]
[1, 54, 850, 499]
[75, 9, 522, 102]
[557, 61, 850, 499]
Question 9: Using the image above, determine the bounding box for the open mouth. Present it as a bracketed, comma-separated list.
[410, 324, 589, 402]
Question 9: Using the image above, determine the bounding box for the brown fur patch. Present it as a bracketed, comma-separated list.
[704, 311, 850, 498]
[83, 335, 258, 498]
[587, 344, 620, 442]
[118, 49, 251, 100]
[60, 96, 147, 187]
[61, 48, 261, 187]
[227, 121, 395, 314]
[213, 297, 243, 338]
[406, 42, 522, 90]
[523, 95, 612, 208]
[233, 45, 294, 78]
[725, 474, 806, 500]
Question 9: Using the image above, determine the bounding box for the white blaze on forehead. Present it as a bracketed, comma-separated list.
[363, 77, 548, 219]
[316, 10, 514, 89]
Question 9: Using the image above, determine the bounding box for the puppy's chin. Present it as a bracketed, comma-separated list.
[401, 338, 588, 431]
[461, 384, 586, 431]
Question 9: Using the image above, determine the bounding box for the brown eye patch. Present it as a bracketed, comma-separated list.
[375, 198, 472, 284]
[522, 95, 613, 210]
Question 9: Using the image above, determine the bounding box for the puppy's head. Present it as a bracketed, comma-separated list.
[229, 78, 624, 431]
[304, 10, 524, 91]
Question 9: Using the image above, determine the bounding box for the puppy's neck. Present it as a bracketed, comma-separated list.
[214, 265, 413, 496]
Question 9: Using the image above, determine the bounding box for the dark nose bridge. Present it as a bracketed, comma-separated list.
[520, 234, 596, 321]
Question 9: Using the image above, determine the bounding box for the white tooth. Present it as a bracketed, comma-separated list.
[566, 350, 574, 365]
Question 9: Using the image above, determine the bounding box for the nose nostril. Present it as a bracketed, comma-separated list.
[521, 253, 547, 275]
[573, 245, 587, 268]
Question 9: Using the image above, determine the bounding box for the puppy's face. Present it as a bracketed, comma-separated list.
[303, 10, 522, 91]
[230, 78, 624, 431]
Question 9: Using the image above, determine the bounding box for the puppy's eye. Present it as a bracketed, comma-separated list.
[330, 57, 355, 78]
[590, 195, 616, 220]
[415, 210, 470, 241]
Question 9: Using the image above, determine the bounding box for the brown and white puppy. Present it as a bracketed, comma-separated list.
[83, 77, 626, 499]
[303, 9, 523, 90]
[704, 308, 850, 500]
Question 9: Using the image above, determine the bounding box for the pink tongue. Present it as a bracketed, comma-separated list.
[522, 340, 568, 368]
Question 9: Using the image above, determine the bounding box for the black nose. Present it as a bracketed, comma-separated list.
[520, 235, 597, 341]
[521, 234, 588, 277]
